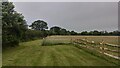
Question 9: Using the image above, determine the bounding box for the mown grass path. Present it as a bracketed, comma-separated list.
[3, 40, 117, 66]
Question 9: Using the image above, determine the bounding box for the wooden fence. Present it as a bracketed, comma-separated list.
[71, 38, 120, 60]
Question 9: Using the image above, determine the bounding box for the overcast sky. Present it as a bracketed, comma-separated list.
[13, 2, 118, 32]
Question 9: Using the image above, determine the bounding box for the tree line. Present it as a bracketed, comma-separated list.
[2, 2, 120, 48]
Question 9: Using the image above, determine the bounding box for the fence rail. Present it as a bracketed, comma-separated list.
[71, 38, 120, 60]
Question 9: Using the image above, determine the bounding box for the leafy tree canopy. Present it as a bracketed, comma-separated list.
[30, 20, 48, 31]
[2, 2, 27, 47]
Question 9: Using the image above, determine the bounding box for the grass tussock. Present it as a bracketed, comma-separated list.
[41, 36, 71, 46]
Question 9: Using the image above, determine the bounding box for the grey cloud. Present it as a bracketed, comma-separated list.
[13, 2, 118, 32]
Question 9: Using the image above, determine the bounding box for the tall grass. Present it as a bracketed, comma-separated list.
[41, 36, 72, 46]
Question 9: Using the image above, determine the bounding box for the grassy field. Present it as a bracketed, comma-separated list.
[45, 35, 119, 45]
[2, 37, 119, 66]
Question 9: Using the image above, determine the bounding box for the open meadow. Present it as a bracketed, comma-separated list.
[2, 2, 119, 67]
[2, 36, 119, 66]
[44, 35, 119, 45]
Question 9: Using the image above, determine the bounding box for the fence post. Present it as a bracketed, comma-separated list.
[102, 40, 105, 54]
[71, 38, 72, 44]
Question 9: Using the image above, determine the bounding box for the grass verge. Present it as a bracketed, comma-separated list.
[73, 44, 119, 66]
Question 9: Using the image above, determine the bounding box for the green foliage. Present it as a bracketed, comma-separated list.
[60, 28, 67, 35]
[81, 31, 89, 35]
[29, 20, 48, 31]
[2, 2, 27, 48]
[50, 26, 61, 35]
[21, 29, 47, 41]
[49, 26, 78, 35]
[2, 2, 48, 48]
[80, 30, 120, 36]
[29, 20, 48, 39]
[70, 31, 78, 35]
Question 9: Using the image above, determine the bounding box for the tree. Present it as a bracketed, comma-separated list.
[50, 26, 61, 35]
[60, 28, 67, 35]
[92, 30, 101, 35]
[22, 29, 45, 41]
[81, 31, 88, 35]
[49, 26, 78, 35]
[109, 30, 120, 36]
[2, 2, 27, 48]
[30, 20, 48, 31]
[70, 31, 77, 35]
